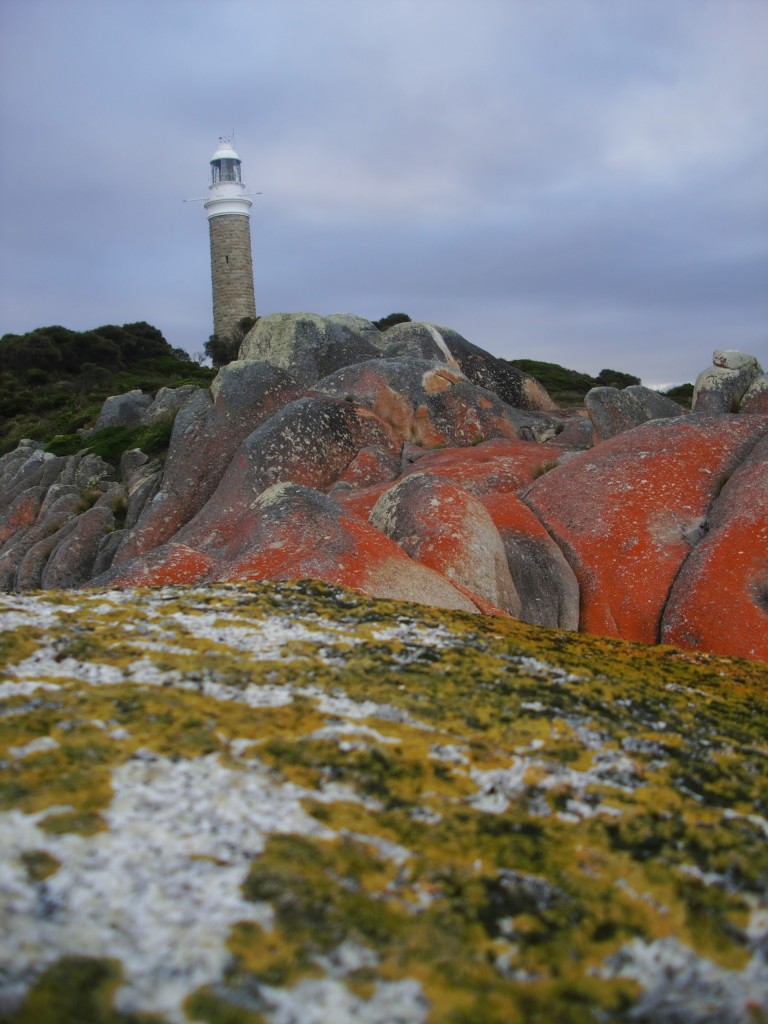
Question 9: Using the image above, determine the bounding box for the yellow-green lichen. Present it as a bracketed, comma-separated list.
[1, 580, 766, 1023]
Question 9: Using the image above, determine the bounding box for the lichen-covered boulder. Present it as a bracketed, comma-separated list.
[39, 503, 118, 589]
[93, 389, 153, 429]
[740, 375, 768, 414]
[553, 411, 594, 448]
[169, 397, 402, 556]
[313, 359, 552, 448]
[332, 444, 401, 491]
[1, 581, 766, 1023]
[13, 490, 89, 591]
[141, 384, 200, 425]
[95, 484, 480, 613]
[239, 312, 381, 387]
[0, 486, 46, 554]
[324, 312, 384, 349]
[378, 321, 461, 366]
[114, 362, 302, 566]
[692, 350, 763, 413]
[90, 541, 217, 588]
[369, 473, 521, 615]
[103, 399, 403, 586]
[481, 492, 580, 629]
[661, 432, 768, 660]
[435, 324, 558, 411]
[331, 480, 395, 521]
[523, 414, 768, 644]
[400, 437, 565, 496]
[0, 449, 119, 591]
[213, 482, 480, 612]
[585, 384, 684, 442]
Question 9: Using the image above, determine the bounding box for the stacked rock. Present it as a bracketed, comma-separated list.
[693, 349, 765, 413]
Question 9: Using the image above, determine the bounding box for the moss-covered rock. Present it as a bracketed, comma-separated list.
[1, 581, 766, 1023]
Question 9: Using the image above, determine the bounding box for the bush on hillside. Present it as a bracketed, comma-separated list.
[663, 382, 694, 408]
[508, 358, 641, 403]
[204, 316, 258, 368]
[373, 312, 411, 331]
[596, 368, 641, 389]
[507, 359, 597, 398]
[46, 415, 176, 464]
[0, 321, 215, 455]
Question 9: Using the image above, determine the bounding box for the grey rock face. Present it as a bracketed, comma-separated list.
[173, 396, 402, 558]
[239, 312, 381, 387]
[433, 325, 558, 411]
[379, 322, 460, 365]
[495, 525, 579, 630]
[740, 375, 768, 415]
[40, 504, 117, 589]
[0, 445, 121, 591]
[94, 390, 153, 429]
[142, 385, 200, 425]
[713, 349, 760, 371]
[585, 385, 685, 443]
[692, 351, 763, 413]
[324, 313, 384, 349]
[552, 414, 594, 449]
[114, 362, 302, 566]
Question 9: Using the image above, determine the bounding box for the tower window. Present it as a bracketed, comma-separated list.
[211, 158, 242, 184]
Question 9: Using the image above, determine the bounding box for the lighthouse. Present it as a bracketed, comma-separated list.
[204, 137, 256, 340]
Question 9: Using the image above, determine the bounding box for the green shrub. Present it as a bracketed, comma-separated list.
[596, 368, 641, 389]
[508, 359, 642, 403]
[45, 434, 84, 457]
[508, 359, 597, 398]
[664, 382, 694, 408]
[373, 312, 411, 331]
[45, 415, 176, 465]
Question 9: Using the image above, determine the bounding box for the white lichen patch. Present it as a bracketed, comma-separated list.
[0, 751, 338, 1023]
[602, 937, 768, 1023]
[8, 652, 126, 686]
[7, 736, 59, 760]
[468, 741, 640, 818]
[297, 685, 426, 726]
[0, 678, 61, 703]
[258, 976, 428, 1024]
[165, 608, 362, 657]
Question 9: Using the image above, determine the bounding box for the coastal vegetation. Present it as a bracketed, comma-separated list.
[0, 322, 214, 455]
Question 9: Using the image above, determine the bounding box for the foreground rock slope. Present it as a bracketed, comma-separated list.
[0, 317, 766, 662]
[1, 580, 767, 1023]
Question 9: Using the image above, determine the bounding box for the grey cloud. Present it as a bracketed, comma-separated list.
[1, 0, 766, 387]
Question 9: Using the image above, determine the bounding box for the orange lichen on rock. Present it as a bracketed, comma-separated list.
[401, 437, 564, 496]
[661, 433, 768, 660]
[369, 473, 521, 615]
[523, 414, 768, 644]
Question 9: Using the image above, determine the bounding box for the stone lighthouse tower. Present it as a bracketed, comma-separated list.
[204, 137, 256, 339]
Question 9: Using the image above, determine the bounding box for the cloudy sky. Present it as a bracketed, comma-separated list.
[1, 0, 766, 387]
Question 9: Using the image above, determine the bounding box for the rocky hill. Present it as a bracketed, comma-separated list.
[1, 315, 767, 1022]
[0, 313, 766, 661]
[1, 580, 766, 1023]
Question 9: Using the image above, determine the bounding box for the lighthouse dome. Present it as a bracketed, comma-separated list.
[210, 138, 241, 163]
